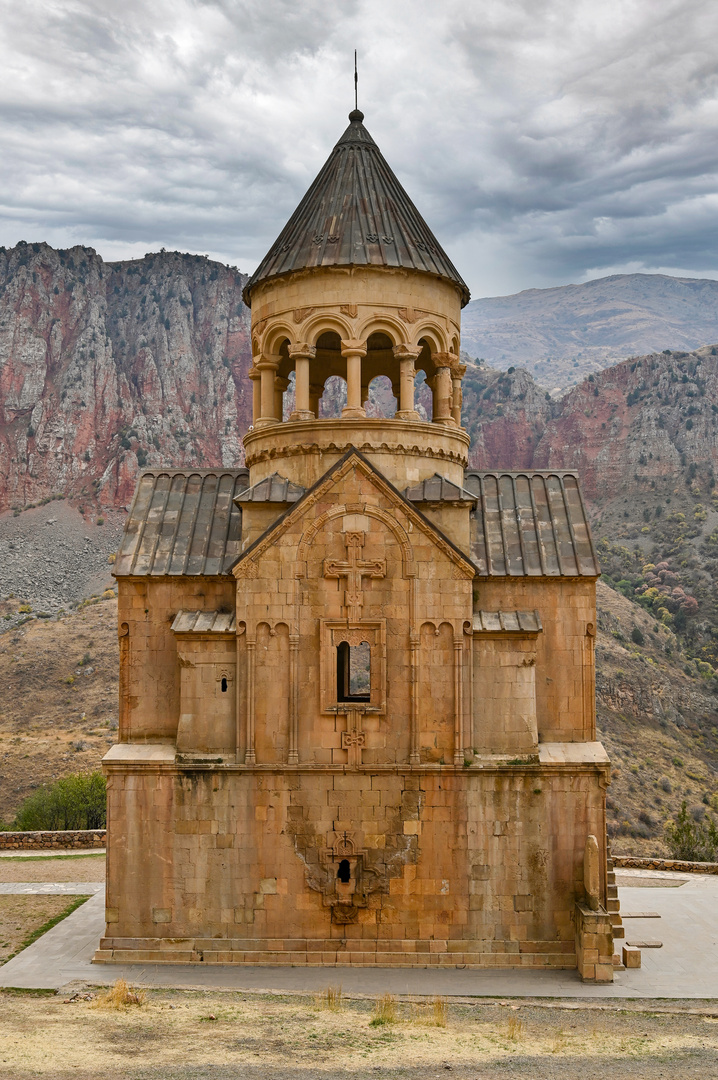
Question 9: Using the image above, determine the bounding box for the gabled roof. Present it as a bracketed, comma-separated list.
[171, 610, 236, 634]
[473, 610, 542, 633]
[242, 110, 470, 307]
[230, 448, 477, 578]
[464, 471, 600, 577]
[234, 473, 306, 504]
[404, 473, 477, 505]
[114, 469, 248, 577]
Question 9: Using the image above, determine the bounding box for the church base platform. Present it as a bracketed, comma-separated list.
[94, 937, 577, 969]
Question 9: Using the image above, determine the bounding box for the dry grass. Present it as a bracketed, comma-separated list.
[550, 1027, 568, 1053]
[0, 989, 716, 1076]
[369, 992, 398, 1026]
[92, 978, 146, 1010]
[314, 984, 343, 1011]
[507, 1013, 524, 1040]
[410, 995, 448, 1027]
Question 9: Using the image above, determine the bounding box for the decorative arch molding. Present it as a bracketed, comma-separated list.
[414, 324, 446, 354]
[296, 503, 415, 579]
[419, 619, 457, 637]
[303, 312, 355, 346]
[356, 313, 406, 345]
[253, 618, 291, 639]
[263, 324, 296, 356]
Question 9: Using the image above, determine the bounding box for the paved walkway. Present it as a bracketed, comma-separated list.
[1, 870, 716, 997]
[0, 849, 105, 858]
[0, 882, 103, 895]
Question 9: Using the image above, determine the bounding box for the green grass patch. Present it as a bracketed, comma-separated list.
[4, 895, 90, 963]
[0, 987, 57, 997]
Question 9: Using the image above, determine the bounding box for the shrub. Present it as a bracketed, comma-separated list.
[93, 979, 146, 1009]
[631, 627, 645, 645]
[13, 771, 106, 831]
[665, 801, 718, 861]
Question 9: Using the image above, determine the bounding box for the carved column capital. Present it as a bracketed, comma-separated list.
[340, 338, 368, 358]
[288, 343, 317, 361]
[392, 343, 423, 363]
[255, 352, 281, 372]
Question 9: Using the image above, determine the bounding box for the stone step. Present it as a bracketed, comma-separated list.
[607, 857, 614, 871]
[612, 925, 625, 939]
[607, 899, 620, 914]
[607, 871, 616, 885]
[612, 953, 625, 970]
[607, 884, 618, 899]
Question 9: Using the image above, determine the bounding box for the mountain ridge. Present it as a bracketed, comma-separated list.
[461, 272, 718, 389]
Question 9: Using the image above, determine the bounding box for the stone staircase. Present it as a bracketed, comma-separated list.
[607, 847, 626, 969]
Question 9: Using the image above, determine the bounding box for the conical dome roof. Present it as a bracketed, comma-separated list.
[242, 110, 470, 307]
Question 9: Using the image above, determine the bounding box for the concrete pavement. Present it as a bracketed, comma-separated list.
[1, 869, 716, 998]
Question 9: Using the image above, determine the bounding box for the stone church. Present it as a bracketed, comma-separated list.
[98, 109, 618, 979]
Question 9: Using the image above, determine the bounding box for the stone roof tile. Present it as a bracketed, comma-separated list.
[465, 470, 599, 577]
[243, 110, 470, 307]
[114, 469, 248, 577]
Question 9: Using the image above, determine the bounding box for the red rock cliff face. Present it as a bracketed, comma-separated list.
[2, 242, 716, 516]
[0, 243, 252, 511]
[465, 348, 718, 508]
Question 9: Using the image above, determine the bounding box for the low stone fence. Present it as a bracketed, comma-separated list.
[613, 855, 718, 874]
[0, 829, 106, 851]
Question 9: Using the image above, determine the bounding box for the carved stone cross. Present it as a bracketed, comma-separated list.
[341, 709, 366, 766]
[324, 531, 386, 620]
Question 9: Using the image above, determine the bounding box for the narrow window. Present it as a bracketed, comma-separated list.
[337, 859, 351, 883]
[221, 676, 228, 693]
[336, 641, 370, 703]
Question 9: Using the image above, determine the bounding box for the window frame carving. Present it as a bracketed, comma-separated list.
[320, 618, 386, 715]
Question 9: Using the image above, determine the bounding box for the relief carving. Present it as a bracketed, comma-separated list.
[339, 304, 358, 319]
[293, 307, 316, 323]
[288, 811, 420, 924]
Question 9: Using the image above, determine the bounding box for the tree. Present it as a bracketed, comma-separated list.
[11, 772, 106, 831]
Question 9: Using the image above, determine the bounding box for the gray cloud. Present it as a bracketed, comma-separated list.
[0, 0, 717, 296]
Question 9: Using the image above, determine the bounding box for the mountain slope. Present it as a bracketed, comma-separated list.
[0, 242, 252, 513]
[461, 273, 718, 389]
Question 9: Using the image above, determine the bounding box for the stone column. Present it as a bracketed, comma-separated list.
[393, 343, 422, 420]
[248, 365, 261, 426]
[451, 361, 466, 427]
[255, 354, 280, 429]
[288, 633, 299, 764]
[453, 632, 464, 765]
[288, 343, 316, 420]
[274, 376, 290, 421]
[341, 339, 367, 418]
[430, 353, 457, 426]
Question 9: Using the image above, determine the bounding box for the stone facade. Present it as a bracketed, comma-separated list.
[99, 109, 613, 977]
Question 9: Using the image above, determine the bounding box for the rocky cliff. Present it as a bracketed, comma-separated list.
[0, 242, 252, 513]
[465, 346, 718, 510]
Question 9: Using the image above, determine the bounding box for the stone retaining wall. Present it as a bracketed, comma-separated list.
[613, 855, 718, 874]
[0, 829, 106, 851]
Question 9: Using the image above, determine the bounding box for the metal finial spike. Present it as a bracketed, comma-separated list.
[349, 51, 364, 122]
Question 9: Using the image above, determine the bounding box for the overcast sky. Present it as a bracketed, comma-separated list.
[1, 0, 717, 297]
